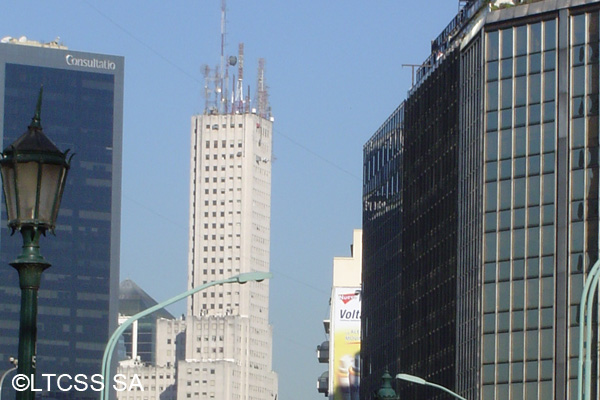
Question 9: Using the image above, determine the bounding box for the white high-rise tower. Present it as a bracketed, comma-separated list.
[180, 55, 277, 399]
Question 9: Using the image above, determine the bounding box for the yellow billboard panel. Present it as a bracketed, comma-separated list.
[332, 287, 360, 400]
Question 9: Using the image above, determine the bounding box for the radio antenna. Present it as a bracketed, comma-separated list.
[219, 0, 226, 113]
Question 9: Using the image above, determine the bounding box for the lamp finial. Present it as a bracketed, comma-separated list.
[31, 85, 43, 129]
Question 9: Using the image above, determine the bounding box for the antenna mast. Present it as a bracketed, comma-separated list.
[202, 65, 212, 114]
[256, 58, 269, 118]
[237, 43, 245, 113]
[219, 0, 227, 113]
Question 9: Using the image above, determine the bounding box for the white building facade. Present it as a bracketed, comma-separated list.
[182, 111, 277, 400]
[117, 112, 277, 400]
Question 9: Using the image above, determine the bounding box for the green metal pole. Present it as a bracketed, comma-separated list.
[100, 271, 271, 400]
[584, 268, 600, 400]
[578, 259, 600, 400]
[11, 227, 50, 400]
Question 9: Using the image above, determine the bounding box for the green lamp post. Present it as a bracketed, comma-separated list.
[0, 87, 71, 400]
[374, 371, 399, 400]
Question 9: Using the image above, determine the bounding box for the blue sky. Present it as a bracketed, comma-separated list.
[1, 1, 460, 399]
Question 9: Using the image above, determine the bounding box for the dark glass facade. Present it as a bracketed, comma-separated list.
[456, 32, 483, 400]
[0, 43, 123, 399]
[361, 103, 403, 396]
[361, 46, 460, 399]
[398, 47, 460, 400]
[362, 1, 600, 399]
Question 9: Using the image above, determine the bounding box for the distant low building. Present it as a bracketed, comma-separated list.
[117, 363, 177, 400]
[119, 279, 175, 364]
[317, 230, 362, 400]
[117, 281, 181, 400]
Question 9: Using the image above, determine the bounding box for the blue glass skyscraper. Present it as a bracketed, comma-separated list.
[0, 39, 123, 399]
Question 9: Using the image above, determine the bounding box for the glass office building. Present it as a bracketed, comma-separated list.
[482, 15, 560, 400]
[0, 41, 123, 399]
[362, 103, 404, 393]
[362, 1, 600, 399]
[362, 48, 461, 400]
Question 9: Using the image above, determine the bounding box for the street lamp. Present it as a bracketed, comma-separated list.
[396, 373, 467, 400]
[577, 258, 600, 400]
[374, 371, 398, 400]
[100, 271, 272, 400]
[0, 357, 18, 400]
[0, 87, 71, 400]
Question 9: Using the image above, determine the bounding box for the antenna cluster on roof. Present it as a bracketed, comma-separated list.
[202, 0, 270, 118]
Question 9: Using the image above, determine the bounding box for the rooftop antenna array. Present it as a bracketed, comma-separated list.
[202, 1, 268, 117]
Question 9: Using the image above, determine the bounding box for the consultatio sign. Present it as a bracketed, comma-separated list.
[65, 55, 116, 70]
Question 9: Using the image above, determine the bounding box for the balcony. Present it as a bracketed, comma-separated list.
[317, 371, 328, 395]
[316, 340, 329, 363]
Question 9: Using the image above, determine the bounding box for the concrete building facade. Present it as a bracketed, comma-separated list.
[181, 111, 277, 400]
[117, 318, 183, 400]
[117, 52, 276, 400]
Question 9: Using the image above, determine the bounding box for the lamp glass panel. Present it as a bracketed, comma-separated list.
[15, 161, 40, 221]
[38, 163, 64, 224]
[0, 163, 17, 222]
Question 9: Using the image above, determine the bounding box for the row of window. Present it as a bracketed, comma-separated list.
[205, 139, 243, 148]
[484, 175, 555, 212]
[201, 302, 239, 310]
[485, 206, 555, 232]
[486, 124, 555, 162]
[485, 154, 555, 182]
[486, 20, 556, 62]
[206, 123, 243, 129]
[202, 257, 240, 263]
[484, 278, 554, 313]
[487, 72, 555, 111]
[487, 51, 556, 83]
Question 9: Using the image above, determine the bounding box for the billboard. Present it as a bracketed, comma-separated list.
[331, 287, 361, 400]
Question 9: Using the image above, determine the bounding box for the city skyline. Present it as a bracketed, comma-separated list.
[0, 2, 460, 399]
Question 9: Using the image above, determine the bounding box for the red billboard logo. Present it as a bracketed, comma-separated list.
[339, 293, 357, 304]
